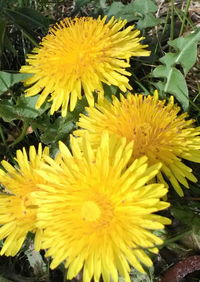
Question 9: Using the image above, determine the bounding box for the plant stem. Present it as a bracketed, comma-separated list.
[8, 120, 29, 148]
[163, 230, 191, 246]
[161, 5, 170, 38]
[179, 0, 191, 36]
[174, 6, 195, 31]
[0, 125, 6, 146]
[170, 0, 175, 47]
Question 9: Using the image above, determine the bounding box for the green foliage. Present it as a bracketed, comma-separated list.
[0, 72, 50, 123]
[106, 1, 136, 21]
[171, 203, 200, 228]
[0, 100, 18, 122]
[132, 0, 160, 29]
[0, 71, 31, 94]
[106, 0, 160, 28]
[73, 0, 160, 29]
[153, 29, 200, 110]
[32, 97, 88, 144]
[15, 96, 50, 119]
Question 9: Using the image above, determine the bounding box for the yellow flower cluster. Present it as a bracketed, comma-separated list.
[0, 133, 171, 282]
[0, 15, 199, 282]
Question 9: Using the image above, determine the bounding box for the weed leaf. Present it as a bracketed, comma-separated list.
[0, 72, 32, 95]
[107, 0, 159, 28]
[153, 29, 200, 110]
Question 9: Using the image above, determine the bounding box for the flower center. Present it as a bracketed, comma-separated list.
[81, 201, 101, 222]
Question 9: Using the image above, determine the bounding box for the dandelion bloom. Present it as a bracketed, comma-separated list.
[33, 133, 170, 282]
[20, 16, 150, 116]
[0, 144, 49, 256]
[75, 92, 200, 196]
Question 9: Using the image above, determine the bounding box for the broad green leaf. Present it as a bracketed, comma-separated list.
[171, 205, 200, 227]
[0, 100, 16, 122]
[131, 0, 160, 29]
[0, 72, 32, 94]
[107, 0, 159, 27]
[153, 66, 188, 110]
[131, 0, 157, 14]
[0, 95, 49, 122]
[107, 1, 139, 22]
[137, 13, 160, 29]
[107, 1, 123, 14]
[153, 30, 200, 110]
[15, 95, 50, 119]
[169, 29, 200, 75]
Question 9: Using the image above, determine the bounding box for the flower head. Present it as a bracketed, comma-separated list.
[0, 144, 49, 256]
[20, 16, 150, 116]
[33, 133, 170, 282]
[75, 92, 200, 196]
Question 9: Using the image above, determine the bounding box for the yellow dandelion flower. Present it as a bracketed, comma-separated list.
[75, 92, 200, 197]
[20, 16, 150, 117]
[33, 133, 170, 282]
[0, 144, 49, 256]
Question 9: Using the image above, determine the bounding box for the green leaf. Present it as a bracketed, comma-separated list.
[153, 30, 200, 110]
[137, 13, 160, 29]
[131, 0, 160, 29]
[107, 1, 139, 22]
[171, 204, 200, 227]
[33, 97, 88, 144]
[39, 116, 75, 144]
[0, 100, 17, 122]
[15, 95, 50, 119]
[169, 30, 200, 75]
[70, 96, 88, 119]
[131, 0, 157, 14]
[103, 84, 119, 101]
[107, 0, 159, 27]
[0, 71, 32, 95]
[153, 65, 188, 110]
[0, 95, 50, 122]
